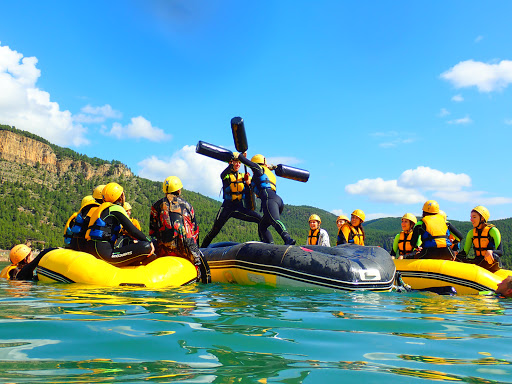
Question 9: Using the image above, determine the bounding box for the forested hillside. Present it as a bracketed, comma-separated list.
[0, 126, 510, 268]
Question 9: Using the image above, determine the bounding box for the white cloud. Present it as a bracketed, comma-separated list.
[345, 178, 426, 204]
[138, 145, 226, 197]
[438, 108, 450, 117]
[441, 59, 512, 92]
[74, 104, 122, 123]
[435, 190, 512, 205]
[371, 131, 416, 148]
[398, 166, 471, 192]
[331, 209, 347, 217]
[107, 116, 171, 141]
[447, 116, 472, 125]
[451, 94, 464, 102]
[505, 119, 512, 125]
[0, 42, 88, 146]
[475, 36, 484, 43]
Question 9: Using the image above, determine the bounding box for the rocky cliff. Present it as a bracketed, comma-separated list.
[0, 130, 132, 179]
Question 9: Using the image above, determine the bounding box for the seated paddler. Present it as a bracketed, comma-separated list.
[83, 182, 155, 267]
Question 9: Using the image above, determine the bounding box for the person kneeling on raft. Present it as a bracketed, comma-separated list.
[457, 205, 503, 272]
[306, 214, 330, 246]
[237, 152, 296, 245]
[407, 200, 453, 260]
[149, 176, 210, 283]
[83, 182, 155, 267]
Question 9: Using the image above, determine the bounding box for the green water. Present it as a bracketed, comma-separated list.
[0, 266, 512, 383]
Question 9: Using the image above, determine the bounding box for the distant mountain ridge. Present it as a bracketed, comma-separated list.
[0, 125, 510, 268]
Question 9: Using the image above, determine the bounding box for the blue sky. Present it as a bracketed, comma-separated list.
[1, 1, 511, 221]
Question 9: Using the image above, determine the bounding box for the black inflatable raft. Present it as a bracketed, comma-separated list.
[201, 242, 396, 291]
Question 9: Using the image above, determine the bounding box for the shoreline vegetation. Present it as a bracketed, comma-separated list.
[1, 125, 511, 269]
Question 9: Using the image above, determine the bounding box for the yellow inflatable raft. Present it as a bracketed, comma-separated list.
[36, 248, 198, 288]
[395, 259, 512, 295]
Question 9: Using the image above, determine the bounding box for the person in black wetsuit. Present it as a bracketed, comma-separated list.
[83, 182, 155, 267]
[201, 153, 265, 247]
[237, 153, 296, 245]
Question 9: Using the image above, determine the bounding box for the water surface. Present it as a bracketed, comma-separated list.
[0, 264, 511, 383]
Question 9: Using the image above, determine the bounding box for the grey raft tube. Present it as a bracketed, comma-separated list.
[195, 141, 310, 183]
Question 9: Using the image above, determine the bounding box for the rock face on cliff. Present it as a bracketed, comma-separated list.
[0, 130, 132, 179]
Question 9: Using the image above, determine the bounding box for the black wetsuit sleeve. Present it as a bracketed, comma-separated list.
[220, 164, 233, 179]
[238, 154, 264, 177]
[494, 241, 504, 257]
[15, 247, 57, 281]
[112, 210, 149, 242]
[448, 222, 463, 241]
[409, 223, 424, 250]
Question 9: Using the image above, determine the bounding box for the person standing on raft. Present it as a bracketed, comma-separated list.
[84, 182, 155, 267]
[237, 153, 296, 245]
[150, 176, 210, 283]
[407, 200, 453, 260]
[390, 213, 421, 259]
[306, 214, 330, 246]
[337, 209, 366, 245]
[201, 153, 265, 247]
[457, 205, 503, 272]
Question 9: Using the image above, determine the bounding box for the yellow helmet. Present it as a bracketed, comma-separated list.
[308, 214, 321, 224]
[351, 209, 365, 222]
[337, 215, 349, 222]
[251, 154, 266, 165]
[231, 152, 240, 161]
[123, 202, 132, 211]
[80, 195, 96, 210]
[422, 200, 439, 214]
[438, 210, 447, 221]
[93, 184, 106, 200]
[163, 176, 183, 194]
[402, 213, 417, 225]
[472, 205, 490, 222]
[102, 182, 124, 203]
[9, 244, 31, 265]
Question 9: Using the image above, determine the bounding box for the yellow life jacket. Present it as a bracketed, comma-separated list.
[63, 212, 78, 245]
[252, 166, 277, 196]
[85, 202, 114, 240]
[398, 231, 414, 255]
[421, 214, 450, 248]
[472, 224, 495, 257]
[224, 173, 245, 201]
[132, 218, 141, 231]
[349, 226, 364, 246]
[0, 265, 17, 280]
[307, 229, 320, 245]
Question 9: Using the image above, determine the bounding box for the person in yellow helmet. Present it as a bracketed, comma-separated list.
[337, 209, 366, 245]
[64, 195, 100, 251]
[201, 153, 265, 247]
[306, 214, 330, 246]
[149, 176, 210, 283]
[390, 213, 421, 259]
[83, 182, 155, 267]
[336, 215, 349, 231]
[237, 153, 296, 245]
[115, 201, 143, 248]
[0, 244, 34, 280]
[457, 206, 502, 272]
[407, 200, 454, 260]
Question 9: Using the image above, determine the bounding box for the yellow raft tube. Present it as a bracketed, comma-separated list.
[36, 248, 198, 288]
[395, 259, 512, 295]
